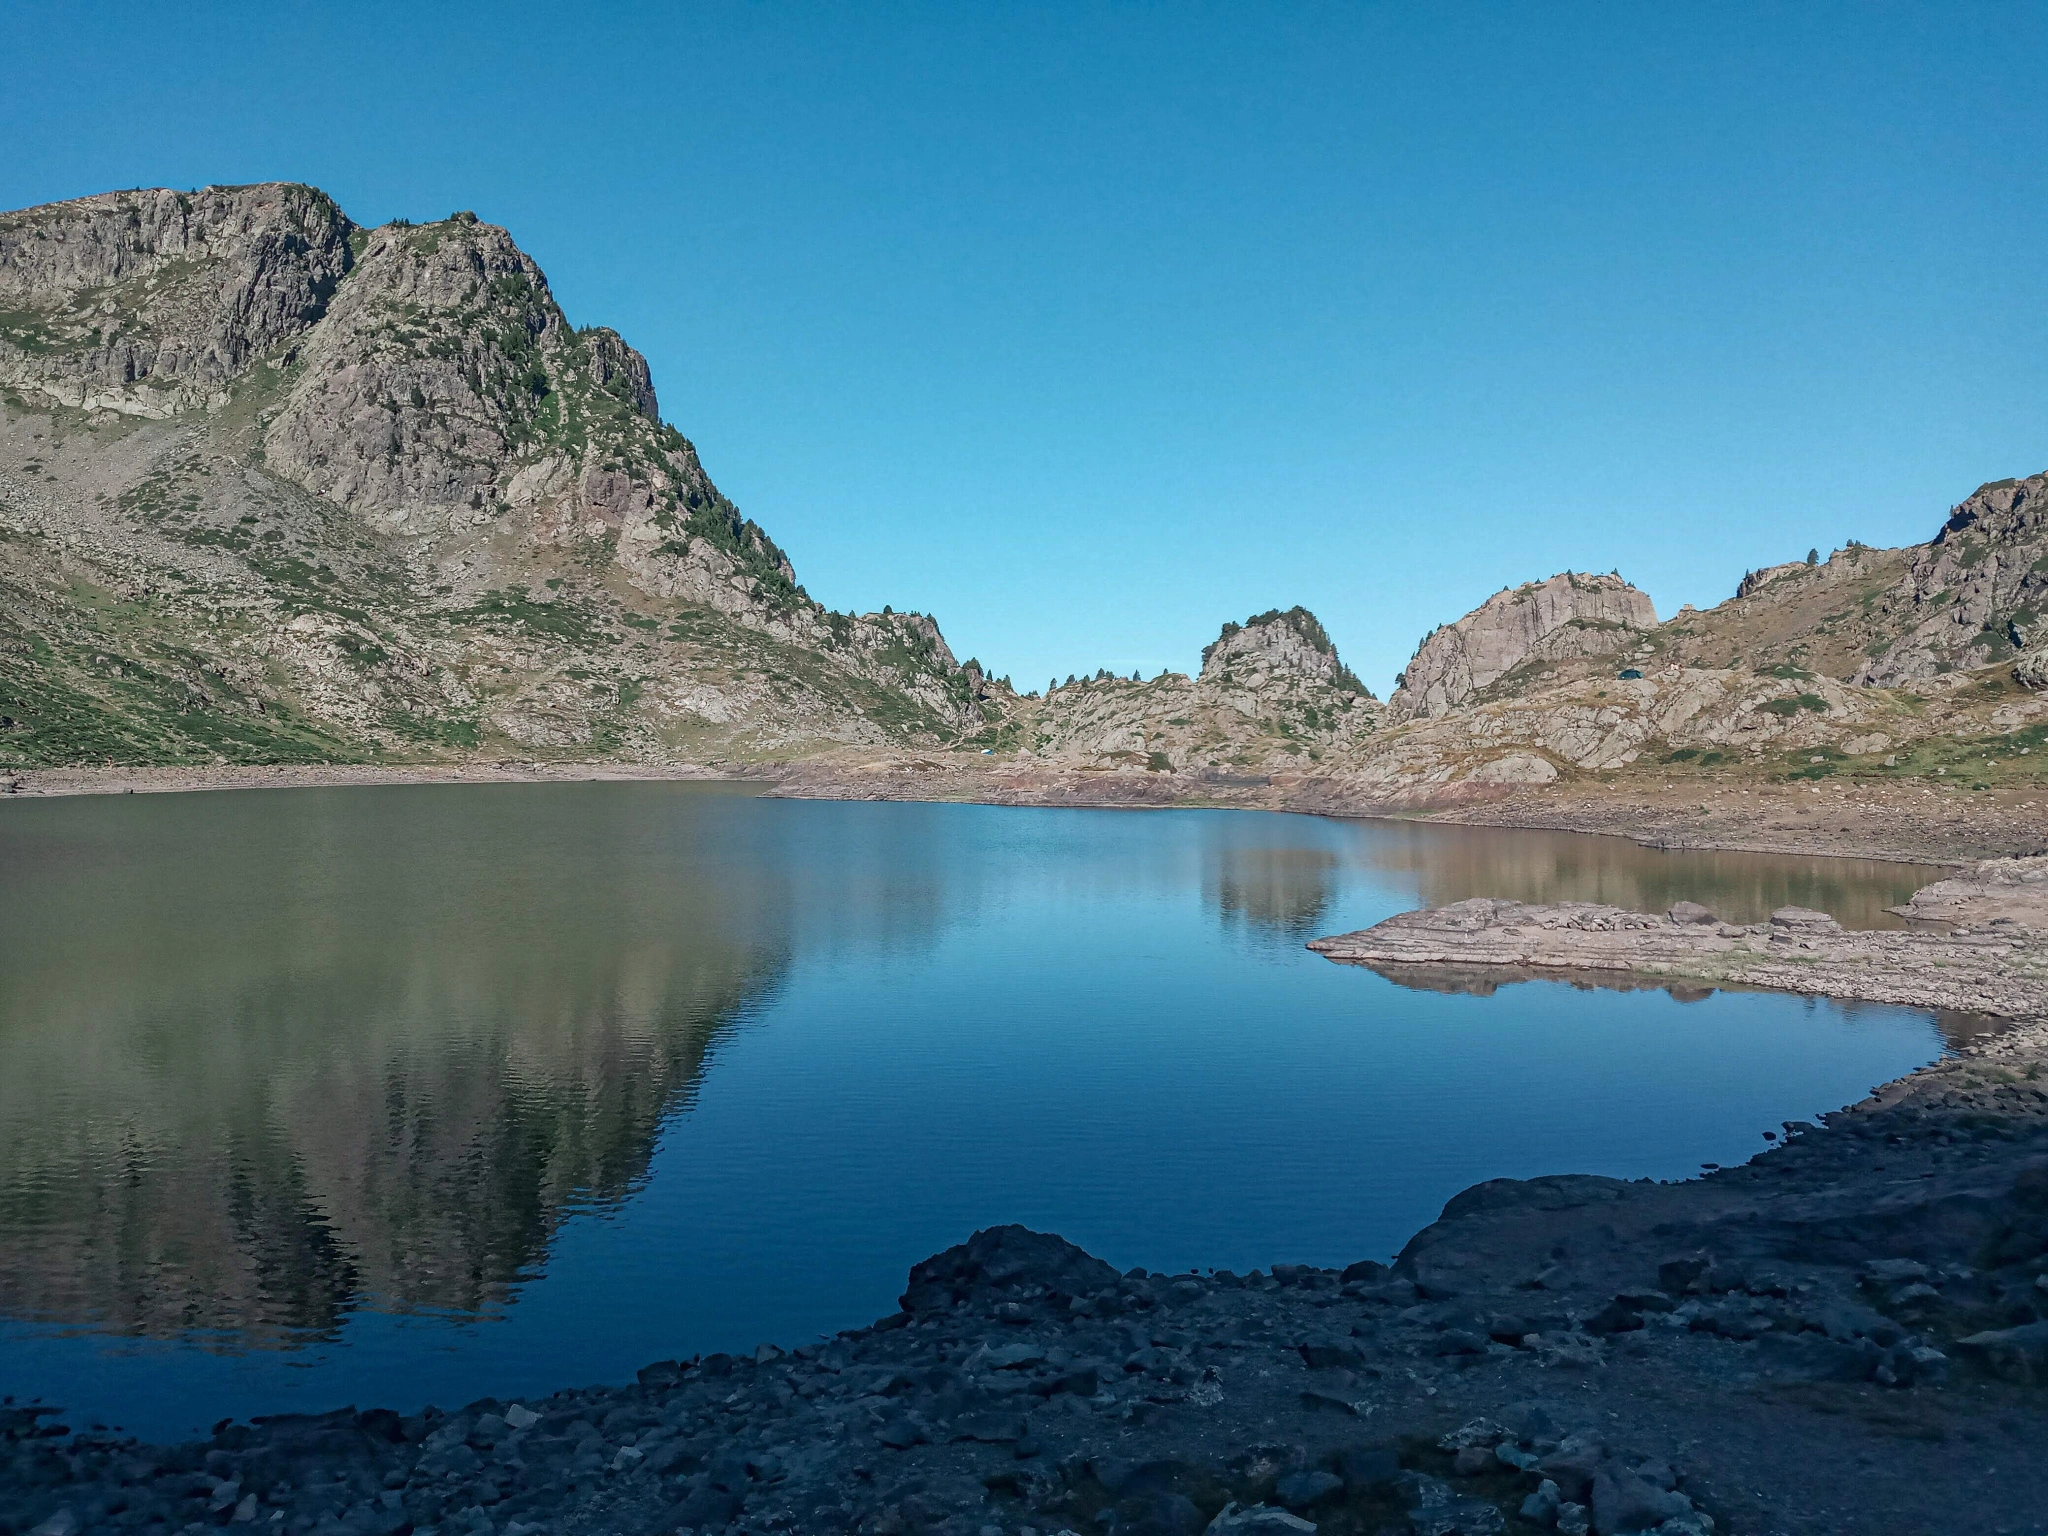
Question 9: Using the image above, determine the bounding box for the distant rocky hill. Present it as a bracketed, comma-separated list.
[1002, 607, 1378, 776]
[0, 184, 1001, 766]
[1333, 476, 2048, 801]
[1387, 571, 1658, 721]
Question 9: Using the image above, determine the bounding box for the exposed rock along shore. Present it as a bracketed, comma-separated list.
[1306, 856, 2048, 1024]
[11, 869, 2048, 1535]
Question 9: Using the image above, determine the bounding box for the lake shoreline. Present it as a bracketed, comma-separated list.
[8, 752, 2045, 868]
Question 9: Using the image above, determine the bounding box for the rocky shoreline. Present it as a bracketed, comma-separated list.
[9, 865, 2048, 1535]
[1306, 856, 2048, 1023]
[6, 756, 2047, 869]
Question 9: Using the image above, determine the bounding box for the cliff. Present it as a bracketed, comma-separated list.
[0, 184, 993, 768]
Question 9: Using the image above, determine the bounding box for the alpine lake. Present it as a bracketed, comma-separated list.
[0, 782, 1961, 1440]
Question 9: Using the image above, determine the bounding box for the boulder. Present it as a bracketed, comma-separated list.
[900, 1225, 1121, 1313]
[1956, 1320, 2048, 1384]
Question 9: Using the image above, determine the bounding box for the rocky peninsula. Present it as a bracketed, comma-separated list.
[9, 865, 2048, 1536]
[1306, 856, 2048, 1021]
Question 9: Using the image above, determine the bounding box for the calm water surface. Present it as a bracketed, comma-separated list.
[0, 784, 1955, 1438]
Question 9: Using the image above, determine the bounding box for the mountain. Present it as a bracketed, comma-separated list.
[1387, 571, 1658, 721]
[1003, 607, 1378, 775]
[0, 184, 998, 767]
[2, 182, 2042, 798]
[1665, 474, 2048, 686]
[1334, 479, 2048, 800]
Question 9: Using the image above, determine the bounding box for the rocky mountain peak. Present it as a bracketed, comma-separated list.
[0, 182, 1003, 764]
[0, 182, 355, 416]
[258, 209, 704, 541]
[1852, 472, 2048, 685]
[1939, 472, 2048, 546]
[1199, 606, 1369, 695]
[1389, 571, 1657, 722]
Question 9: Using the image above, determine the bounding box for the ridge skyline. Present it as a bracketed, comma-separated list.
[9, 3, 2048, 697]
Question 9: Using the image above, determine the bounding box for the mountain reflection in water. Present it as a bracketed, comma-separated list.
[0, 785, 1951, 1395]
[0, 783, 941, 1345]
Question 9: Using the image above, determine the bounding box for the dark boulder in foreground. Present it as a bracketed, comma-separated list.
[901, 1223, 1124, 1315]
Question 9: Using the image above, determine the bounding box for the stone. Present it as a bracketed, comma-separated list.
[1298, 1390, 1362, 1416]
[1273, 1469, 1342, 1509]
[1203, 1504, 1317, 1534]
[636, 1360, 682, 1389]
[971, 1341, 1049, 1372]
[502, 1404, 540, 1432]
[1667, 902, 1717, 926]
[1438, 1419, 1509, 1451]
[1584, 1299, 1645, 1335]
[1955, 1320, 2048, 1384]
[947, 1412, 1025, 1444]
[875, 1416, 929, 1449]
[1590, 1467, 1691, 1535]
[1333, 1444, 1402, 1490]
[901, 1226, 1121, 1314]
[1433, 1328, 1491, 1355]
[1117, 1492, 1206, 1536]
[1521, 1480, 1562, 1525]
[1296, 1337, 1365, 1370]
[1537, 1440, 1607, 1504]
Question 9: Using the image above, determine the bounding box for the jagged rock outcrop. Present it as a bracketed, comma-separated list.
[1389, 572, 1658, 722]
[1848, 475, 2048, 685]
[1011, 607, 1378, 774]
[0, 184, 355, 416]
[0, 183, 995, 765]
[2019, 643, 2048, 692]
[1198, 606, 1364, 694]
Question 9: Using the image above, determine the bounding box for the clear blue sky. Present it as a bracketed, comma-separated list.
[8, 3, 2047, 694]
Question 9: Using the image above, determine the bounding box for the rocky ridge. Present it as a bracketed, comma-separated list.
[5, 183, 2048, 819]
[1388, 574, 1658, 724]
[996, 608, 1379, 776]
[0, 183, 1002, 765]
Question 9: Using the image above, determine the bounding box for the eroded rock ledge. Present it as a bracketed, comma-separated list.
[1307, 856, 2048, 1025]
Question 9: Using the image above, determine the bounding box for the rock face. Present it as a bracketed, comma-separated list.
[1851, 474, 2048, 685]
[2019, 643, 2048, 691]
[0, 183, 1000, 765]
[1667, 476, 2048, 690]
[1009, 607, 1379, 775]
[1199, 606, 1363, 694]
[0, 184, 356, 417]
[1389, 573, 1658, 722]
